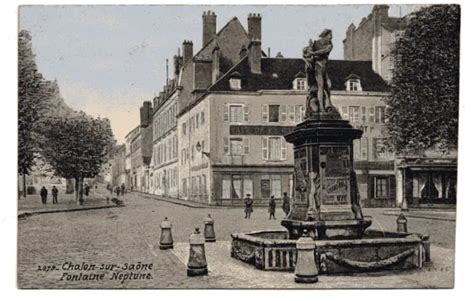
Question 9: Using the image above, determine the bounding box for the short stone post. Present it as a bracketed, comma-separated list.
[396, 213, 408, 233]
[294, 229, 318, 283]
[203, 214, 216, 242]
[187, 228, 208, 277]
[422, 235, 431, 262]
[159, 217, 174, 250]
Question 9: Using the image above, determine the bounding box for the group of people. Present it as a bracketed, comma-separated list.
[243, 192, 292, 219]
[107, 183, 126, 197]
[39, 185, 59, 205]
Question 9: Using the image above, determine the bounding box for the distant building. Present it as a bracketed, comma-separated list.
[343, 5, 407, 81]
[110, 144, 126, 187]
[177, 13, 395, 206]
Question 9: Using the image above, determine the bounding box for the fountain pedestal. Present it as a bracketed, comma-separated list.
[283, 111, 371, 240]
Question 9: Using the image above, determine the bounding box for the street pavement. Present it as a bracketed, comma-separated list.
[17, 190, 456, 288]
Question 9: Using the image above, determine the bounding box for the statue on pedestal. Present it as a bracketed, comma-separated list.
[303, 29, 337, 118]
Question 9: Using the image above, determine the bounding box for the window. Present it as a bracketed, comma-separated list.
[295, 105, 305, 123]
[295, 78, 307, 90]
[269, 105, 280, 122]
[346, 79, 362, 91]
[369, 107, 375, 123]
[375, 177, 389, 198]
[375, 106, 385, 123]
[349, 106, 360, 123]
[361, 107, 367, 123]
[232, 175, 242, 199]
[229, 78, 241, 90]
[230, 105, 244, 123]
[222, 178, 231, 199]
[230, 137, 243, 155]
[243, 177, 253, 197]
[261, 177, 271, 199]
[271, 175, 282, 198]
[269, 137, 282, 160]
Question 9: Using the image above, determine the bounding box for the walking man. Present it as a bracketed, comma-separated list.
[84, 184, 90, 196]
[40, 186, 48, 205]
[121, 183, 125, 195]
[51, 185, 59, 204]
[268, 195, 276, 219]
[282, 192, 291, 217]
[244, 194, 253, 219]
[115, 186, 120, 197]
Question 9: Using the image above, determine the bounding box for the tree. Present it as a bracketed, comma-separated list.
[384, 5, 460, 155]
[18, 30, 53, 197]
[40, 113, 115, 204]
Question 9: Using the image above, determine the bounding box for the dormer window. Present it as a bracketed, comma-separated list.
[229, 72, 242, 90]
[292, 71, 307, 90]
[345, 74, 362, 92]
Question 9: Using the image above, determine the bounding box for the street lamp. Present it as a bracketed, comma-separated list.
[196, 141, 210, 158]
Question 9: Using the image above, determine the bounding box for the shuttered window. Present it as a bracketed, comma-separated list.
[223, 104, 229, 121]
[243, 105, 249, 121]
[262, 104, 269, 122]
[262, 137, 268, 160]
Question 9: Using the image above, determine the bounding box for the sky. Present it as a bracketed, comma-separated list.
[19, 4, 419, 143]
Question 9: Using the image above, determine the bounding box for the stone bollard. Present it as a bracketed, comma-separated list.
[187, 228, 208, 277]
[159, 217, 174, 250]
[397, 213, 408, 233]
[203, 214, 216, 242]
[422, 236, 431, 262]
[294, 229, 318, 283]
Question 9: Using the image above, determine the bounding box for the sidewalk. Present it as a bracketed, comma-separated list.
[133, 191, 212, 208]
[383, 209, 456, 221]
[18, 186, 121, 218]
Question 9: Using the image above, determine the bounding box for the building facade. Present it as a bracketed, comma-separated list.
[343, 5, 406, 81]
[177, 11, 395, 206]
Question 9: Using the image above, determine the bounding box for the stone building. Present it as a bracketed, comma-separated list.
[110, 144, 126, 187]
[177, 13, 395, 206]
[125, 125, 143, 191]
[343, 4, 407, 81]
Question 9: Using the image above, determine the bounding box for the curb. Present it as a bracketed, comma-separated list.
[136, 193, 211, 208]
[18, 204, 124, 219]
[383, 211, 456, 222]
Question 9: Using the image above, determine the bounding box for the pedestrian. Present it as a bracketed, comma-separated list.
[282, 192, 291, 217]
[244, 194, 253, 219]
[40, 186, 48, 205]
[52, 185, 59, 204]
[84, 184, 90, 196]
[121, 183, 125, 195]
[115, 186, 120, 197]
[268, 195, 276, 219]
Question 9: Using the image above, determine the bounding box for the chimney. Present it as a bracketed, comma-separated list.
[140, 101, 152, 128]
[373, 4, 389, 19]
[182, 40, 193, 65]
[248, 39, 261, 74]
[239, 45, 248, 59]
[247, 13, 262, 40]
[212, 42, 220, 83]
[173, 54, 183, 79]
[202, 11, 217, 47]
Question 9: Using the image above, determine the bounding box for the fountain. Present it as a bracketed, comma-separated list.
[231, 30, 430, 274]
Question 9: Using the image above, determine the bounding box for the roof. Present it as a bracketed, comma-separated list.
[209, 57, 389, 92]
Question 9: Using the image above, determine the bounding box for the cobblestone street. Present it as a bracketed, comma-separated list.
[17, 191, 456, 288]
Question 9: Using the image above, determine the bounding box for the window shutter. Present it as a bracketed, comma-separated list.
[369, 107, 375, 123]
[289, 105, 295, 122]
[223, 104, 229, 122]
[243, 105, 249, 122]
[262, 104, 268, 123]
[281, 140, 287, 160]
[224, 137, 229, 154]
[280, 105, 287, 122]
[244, 137, 250, 154]
[389, 176, 396, 198]
[342, 106, 348, 120]
[368, 176, 375, 199]
[262, 137, 268, 160]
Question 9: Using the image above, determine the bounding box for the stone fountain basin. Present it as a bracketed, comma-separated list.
[230, 229, 430, 274]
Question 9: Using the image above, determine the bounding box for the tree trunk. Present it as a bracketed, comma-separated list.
[78, 177, 84, 205]
[75, 178, 80, 204]
[23, 173, 27, 198]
